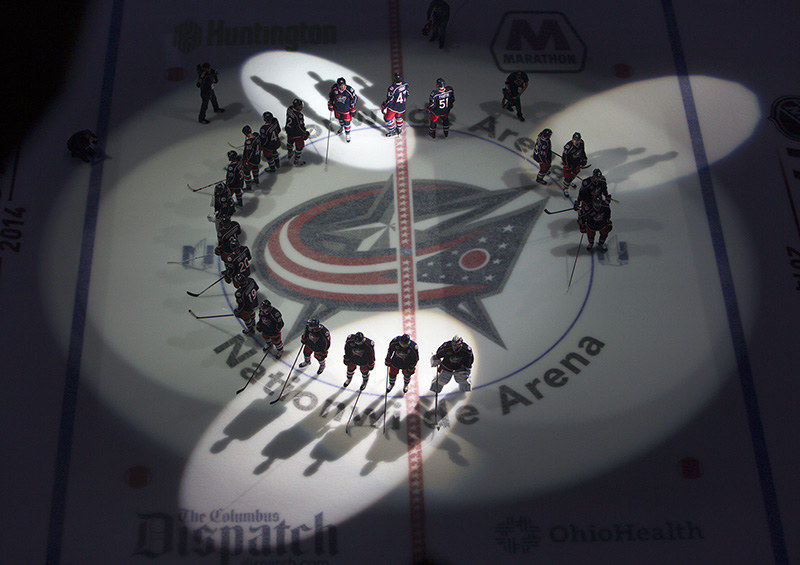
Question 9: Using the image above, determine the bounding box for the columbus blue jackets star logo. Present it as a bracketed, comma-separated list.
[252, 176, 545, 347]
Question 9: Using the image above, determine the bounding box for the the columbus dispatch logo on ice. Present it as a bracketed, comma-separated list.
[491, 11, 587, 73]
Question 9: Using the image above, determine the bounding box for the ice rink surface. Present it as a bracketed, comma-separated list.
[2, 1, 800, 563]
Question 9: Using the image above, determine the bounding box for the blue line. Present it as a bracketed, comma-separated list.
[45, 1, 125, 563]
[660, 1, 787, 562]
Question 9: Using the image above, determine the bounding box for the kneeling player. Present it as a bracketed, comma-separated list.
[385, 334, 419, 393]
[298, 318, 331, 374]
[257, 299, 284, 358]
[343, 332, 375, 390]
[430, 336, 474, 393]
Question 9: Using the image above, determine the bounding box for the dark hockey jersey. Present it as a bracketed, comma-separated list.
[260, 118, 281, 150]
[533, 134, 552, 163]
[328, 84, 358, 113]
[385, 337, 419, 369]
[428, 86, 455, 116]
[301, 325, 331, 352]
[225, 160, 244, 190]
[505, 71, 529, 97]
[242, 133, 261, 165]
[235, 282, 259, 310]
[433, 341, 474, 372]
[383, 81, 409, 113]
[344, 335, 375, 365]
[285, 106, 307, 138]
[577, 176, 609, 206]
[256, 306, 284, 335]
[562, 140, 587, 169]
[224, 245, 252, 277]
[584, 201, 612, 231]
[216, 219, 241, 244]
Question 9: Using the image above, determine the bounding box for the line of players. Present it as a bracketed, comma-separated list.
[209, 166, 473, 396]
[533, 128, 614, 252]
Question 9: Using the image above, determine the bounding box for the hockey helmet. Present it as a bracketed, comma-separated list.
[262, 111, 273, 122]
[228, 235, 239, 248]
[451, 335, 463, 350]
[398, 334, 411, 347]
[593, 168, 603, 178]
[242, 125, 252, 135]
[436, 77, 446, 90]
[233, 272, 247, 286]
[214, 182, 225, 192]
[292, 98, 304, 110]
[336, 77, 347, 89]
[306, 317, 319, 329]
[353, 331, 365, 343]
[393, 72, 403, 83]
[540, 128, 552, 138]
[260, 299, 271, 312]
[572, 132, 582, 142]
[227, 150, 239, 161]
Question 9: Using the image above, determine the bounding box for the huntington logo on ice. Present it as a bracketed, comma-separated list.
[494, 516, 542, 553]
[173, 20, 203, 54]
[252, 176, 545, 347]
[491, 11, 586, 73]
[769, 96, 800, 141]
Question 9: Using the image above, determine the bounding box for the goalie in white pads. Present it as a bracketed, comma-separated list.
[429, 335, 474, 393]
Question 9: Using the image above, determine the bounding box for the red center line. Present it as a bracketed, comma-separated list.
[387, 0, 427, 562]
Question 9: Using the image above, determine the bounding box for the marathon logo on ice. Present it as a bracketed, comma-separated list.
[491, 11, 586, 73]
[769, 96, 800, 141]
[252, 177, 544, 347]
[173, 20, 338, 54]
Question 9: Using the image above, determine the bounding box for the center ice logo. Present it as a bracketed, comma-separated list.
[253, 177, 544, 347]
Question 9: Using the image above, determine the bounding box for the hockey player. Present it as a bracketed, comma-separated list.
[575, 169, 610, 208]
[427, 78, 455, 139]
[225, 150, 245, 207]
[382, 73, 409, 137]
[582, 198, 613, 252]
[211, 182, 236, 223]
[222, 240, 251, 284]
[234, 280, 259, 334]
[260, 112, 282, 173]
[423, 0, 450, 49]
[343, 332, 375, 390]
[215, 216, 241, 251]
[257, 299, 284, 358]
[241, 125, 261, 187]
[285, 98, 310, 166]
[298, 318, 331, 374]
[533, 129, 553, 185]
[502, 71, 529, 121]
[215, 231, 240, 265]
[385, 333, 419, 394]
[561, 132, 588, 196]
[429, 335, 474, 393]
[328, 77, 358, 143]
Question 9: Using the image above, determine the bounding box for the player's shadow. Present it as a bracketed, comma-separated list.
[360, 395, 469, 475]
[477, 99, 564, 122]
[500, 168, 565, 199]
[249, 76, 330, 130]
[252, 387, 349, 474]
[209, 373, 314, 454]
[303, 396, 385, 476]
[586, 147, 679, 184]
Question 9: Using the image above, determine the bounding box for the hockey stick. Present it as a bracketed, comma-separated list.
[186, 275, 225, 297]
[433, 387, 440, 432]
[383, 367, 389, 435]
[188, 309, 235, 319]
[345, 388, 363, 435]
[544, 207, 574, 215]
[269, 348, 303, 405]
[324, 110, 332, 169]
[167, 252, 213, 265]
[187, 180, 222, 193]
[568, 233, 584, 290]
[227, 142, 244, 149]
[236, 349, 270, 395]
